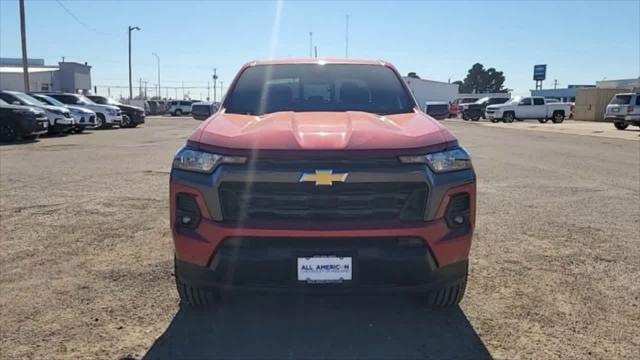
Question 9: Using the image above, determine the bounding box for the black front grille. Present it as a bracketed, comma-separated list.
[219, 182, 427, 222]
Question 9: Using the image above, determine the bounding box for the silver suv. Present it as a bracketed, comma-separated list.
[606, 93, 640, 130]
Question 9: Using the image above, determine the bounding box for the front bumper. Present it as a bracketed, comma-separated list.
[49, 118, 74, 133]
[124, 112, 146, 124]
[170, 152, 476, 291]
[104, 114, 123, 124]
[608, 114, 640, 125]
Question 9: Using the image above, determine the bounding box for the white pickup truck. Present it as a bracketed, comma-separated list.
[485, 96, 572, 123]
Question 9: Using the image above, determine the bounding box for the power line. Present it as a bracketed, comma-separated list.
[55, 0, 111, 36]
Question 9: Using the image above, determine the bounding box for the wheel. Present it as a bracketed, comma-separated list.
[96, 114, 106, 129]
[175, 109, 183, 116]
[175, 258, 219, 307]
[0, 121, 20, 142]
[471, 114, 481, 121]
[425, 275, 467, 308]
[552, 112, 565, 123]
[75, 127, 84, 134]
[462, 114, 469, 121]
[538, 118, 549, 123]
[121, 115, 131, 128]
[503, 112, 515, 123]
[614, 122, 628, 130]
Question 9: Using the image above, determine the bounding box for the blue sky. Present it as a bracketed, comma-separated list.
[1, 0, 639, 98]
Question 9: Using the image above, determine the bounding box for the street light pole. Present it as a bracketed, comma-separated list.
[128, 26, 141, 100]
[19, 0, 30, 92]
[152, 52, 160, 99]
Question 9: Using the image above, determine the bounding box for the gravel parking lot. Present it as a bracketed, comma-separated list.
[1, 117, 638, 359]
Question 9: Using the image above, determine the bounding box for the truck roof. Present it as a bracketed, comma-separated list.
[246, 58, 387, 66]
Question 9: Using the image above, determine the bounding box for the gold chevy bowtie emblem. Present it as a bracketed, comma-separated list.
[299, 170, 348, 186]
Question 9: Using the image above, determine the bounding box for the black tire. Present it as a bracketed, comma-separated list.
[462, 115, 469, 121]
[96, 114, 106, 129]
[470, 113, 481, 121]
[538, 118, 549, 123]
[503, 112, 515, 123]
[175, 259, 219, 307]
[425, 275, 467, 308]
[75, 127, 84, 133]
[551, 111, 565, 123]
[175, 109, 183, 116]
[614, 122, 628, 130]
[0, 121, 20, 142]
[121, 115, 132, 128]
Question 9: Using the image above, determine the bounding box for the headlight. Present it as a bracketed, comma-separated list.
[399, 147, 472, 173]
[172, 147, 247, 173]
[107, 109, 117, 115]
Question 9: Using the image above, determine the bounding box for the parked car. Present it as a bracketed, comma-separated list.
[168, 100, 193, 116]
[462, 97, 510, 121]
[86, 95, 145, 128]
[171, 59, 476, 308]
[0, 98, 49, 142]
[485, 96, 572, 123]
[605, 93, 640, 130]
[449, 97, 481, 118]
[42, 93, 123, 129]
[456, 97, 485, 119]
[191, 102, 218, 120]
[30, 93, 97, 132]
[424, 101, 449, 120]
[0, 91, 74, 134]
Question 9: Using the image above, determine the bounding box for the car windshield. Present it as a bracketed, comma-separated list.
[475, 97, 490, 104]
[12, 93, 44, 106]
[34, 94, 66, 107]
[224, 64, 415, 115]
[505, 97, 521, 104]
[0, 98, 7, 105]
[610, 95, 631, 105]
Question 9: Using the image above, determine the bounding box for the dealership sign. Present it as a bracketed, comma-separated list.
[533, 65, 547, 81]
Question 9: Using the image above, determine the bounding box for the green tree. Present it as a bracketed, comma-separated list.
[455, 63, 507, 93]
[407, 72, 421, 79]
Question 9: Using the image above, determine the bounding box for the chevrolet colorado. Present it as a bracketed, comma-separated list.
[171, 59, 476, 308]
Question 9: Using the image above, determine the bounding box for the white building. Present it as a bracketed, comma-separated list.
[596, 78, 640, 90]
[403, 77, 459, 111]
[0, 58, 92, 93]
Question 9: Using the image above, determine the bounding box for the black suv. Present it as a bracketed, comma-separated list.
[0, 99, 49, 142]
[462, 97, 510, 121]
[86, 96, 145, 128]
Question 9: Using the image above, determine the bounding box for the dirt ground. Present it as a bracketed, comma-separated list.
[0, 117, 638, 359]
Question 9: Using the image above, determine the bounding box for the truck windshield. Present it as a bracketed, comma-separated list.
[610, 95, 631, 105]
[224, 64, 415, 115]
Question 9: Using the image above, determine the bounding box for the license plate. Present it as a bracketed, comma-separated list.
[612, 108, 619, 112]
[297, 256, 352, 283]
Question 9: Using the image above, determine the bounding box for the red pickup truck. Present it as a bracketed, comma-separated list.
[170, 59, 476, 308]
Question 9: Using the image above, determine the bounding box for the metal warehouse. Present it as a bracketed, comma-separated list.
[0, 58, 92, 93]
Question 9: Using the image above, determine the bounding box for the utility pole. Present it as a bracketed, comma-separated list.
[309, 32, 313, 57]
[220, 81, 224, 101]
[19, 0, 30, 92]
[207, 81, 210, 101]
[128, 26, 141, 100]
[139, 78, 142, 99]
[314, 46, 318, 59]
[153, 52, 160, 99]
[143, 80, 148, 99]
[553, 79, 558, 89]
[212, 68, 218, 103]
[345, 15, 349, 58]
[182, 81, 185, 99]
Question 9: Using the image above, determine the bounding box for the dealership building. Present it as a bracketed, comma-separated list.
[0, 58, 92, 93]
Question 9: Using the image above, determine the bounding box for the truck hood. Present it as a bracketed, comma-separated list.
[190, 111, 456, 150]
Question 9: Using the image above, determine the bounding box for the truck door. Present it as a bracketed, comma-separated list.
[532, 97, 546, 118]
[517, 97, 533, 119]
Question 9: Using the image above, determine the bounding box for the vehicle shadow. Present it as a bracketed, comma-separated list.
[143, 293, 491, 360]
